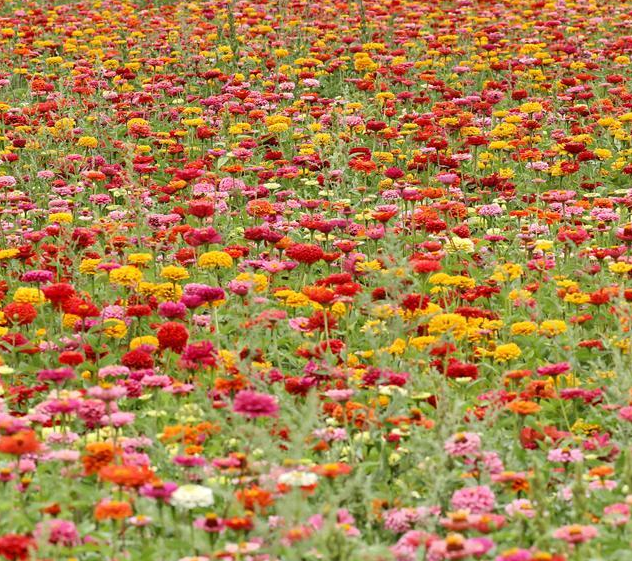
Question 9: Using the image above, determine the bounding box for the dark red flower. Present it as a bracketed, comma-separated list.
[445, 359, 478, 380]
[121, 349, 154, 370]
[384, 167, 404, 179]
[0, 534, 34, 560]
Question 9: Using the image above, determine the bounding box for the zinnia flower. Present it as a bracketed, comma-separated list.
[444, 432, 481, 457]
[552, 524, 598, 544]
[156, 322, 189, 353]
[450, 485, 496, 514]
[233, 390, 279, 419]
[170, 484, 215, 509]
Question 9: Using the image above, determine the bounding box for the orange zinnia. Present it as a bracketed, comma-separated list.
[235, 485, 274, 511]
[589, 465, 615, 478]
[0, 430, 40, 456]
[82, 442, 117, 475]
[98, 464, 154, 488]
[94, 500, 133, 521]
[507, 400, 541, 415]
[312, 462, 352, 478]
[224, 516, 253, 531]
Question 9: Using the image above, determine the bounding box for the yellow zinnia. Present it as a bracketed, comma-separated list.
[493, 343, 522, 362]
[109, 265, 143, 287]
[198, 251, 233, 269]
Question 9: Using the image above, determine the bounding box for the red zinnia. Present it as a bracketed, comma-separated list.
[121, 349, 154, 370]
[42, 283, 76, 307]
[188, 200, 214, 218]
[126, 304, 152, 318]
[302, 286, 336, 305]
[156, 322, 189, 353]
[0, 534, 34, 560]
[62, 297, 100, 318]
[285, 243, 324, 265]
[413, 259, 442, 273]
[3, 303, 37, 326]
[58, 351, 85, 366]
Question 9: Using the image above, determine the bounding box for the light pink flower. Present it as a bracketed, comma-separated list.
[553, 524, 597, 544]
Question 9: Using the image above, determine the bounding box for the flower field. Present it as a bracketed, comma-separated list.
[2, 0, 632, 559]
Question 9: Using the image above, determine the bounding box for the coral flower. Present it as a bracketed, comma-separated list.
[312, 463, 352, 478]
[553, 524, 598, 544]
[94, 500, 133, 521]
[0, 430, 40, 456]
[302, 285, 336, 305]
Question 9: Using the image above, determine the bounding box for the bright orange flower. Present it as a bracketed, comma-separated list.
[235, 485, 275, 511]
[98, 464, 154, 488]
[507, 400, 541, 415]
[0, 430, 40, 456]
[82, 442, 117, 476]
[94, 500, 133, 521]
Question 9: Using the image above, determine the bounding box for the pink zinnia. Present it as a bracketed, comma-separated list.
[384, 167, 404, 180]
[34, 519, 79, 547]
[179, 341, 217, 370]
[537, 362, 571, 377]
[618, 405, 632, 421]
[140, 481, 178, 502]
[495, 549, 532, 561]
[427, 534, 493, 561]
[435, 172, 459, 185]
[100, 412, 135, 427]
[444, 432, 481, 457]
[552, 524, 597, 544]
[324, 389, 355, 402]
[603, 503, 630, 526]
[547, 447, 584, 463]
[450, 485, 495, 514]
[21, 270, 54, 283]
[383, 507, 436, 533]
[504, 499, 535, 519]
[477, 203, 503, 217]
[391, 530, 426, 561]
[233, 390, 279, 418]
[37, 368, 76, 384]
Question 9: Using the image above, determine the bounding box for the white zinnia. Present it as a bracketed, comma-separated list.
[278, 470, 318, 487]
[170, 485, 214, 509]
